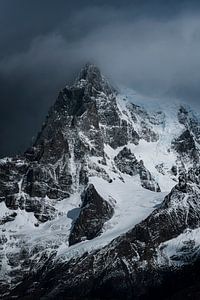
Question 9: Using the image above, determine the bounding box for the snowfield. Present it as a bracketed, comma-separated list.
[57, 174, 167, 260]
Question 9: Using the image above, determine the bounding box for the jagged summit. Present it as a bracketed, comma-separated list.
[76, 63, 102, 83]
[25, 64, 129, 163]
[74, 63, 115, 96]
[48, 63, 115, 117]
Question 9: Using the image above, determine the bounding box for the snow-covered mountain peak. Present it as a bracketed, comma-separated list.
[1, 65, 200, 299]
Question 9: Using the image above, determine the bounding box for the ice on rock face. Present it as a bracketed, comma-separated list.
[2, 64, 200, 299]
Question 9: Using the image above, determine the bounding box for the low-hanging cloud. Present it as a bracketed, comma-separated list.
[1, 2, 200, 156]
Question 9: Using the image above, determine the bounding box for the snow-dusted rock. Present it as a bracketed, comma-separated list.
[2, 64, 200, 299]
[114, 147, 160, 191]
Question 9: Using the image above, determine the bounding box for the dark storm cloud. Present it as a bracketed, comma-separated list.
[1, 0, 200, 157]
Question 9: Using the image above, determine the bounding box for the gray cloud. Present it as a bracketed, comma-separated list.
[1, 1, 200, 157]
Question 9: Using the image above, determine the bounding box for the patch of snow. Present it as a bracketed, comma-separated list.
[158, 227, 200, 266]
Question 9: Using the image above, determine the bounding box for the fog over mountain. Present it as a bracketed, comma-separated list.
[1, 0, 200, 156]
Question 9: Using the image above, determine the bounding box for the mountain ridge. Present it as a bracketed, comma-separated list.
[1, 64, 200, 299]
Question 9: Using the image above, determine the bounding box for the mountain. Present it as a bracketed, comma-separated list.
[1, 64, 200, 299]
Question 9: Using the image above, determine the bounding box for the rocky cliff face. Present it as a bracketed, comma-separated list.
[1, 64, 200, 299]
[69, 184, 114, 246]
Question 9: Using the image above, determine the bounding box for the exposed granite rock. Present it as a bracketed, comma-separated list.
[127, 103, 160, 142]
[171, 165, 178, 176]
[69, 184, 114, 246]
[177, 106, 200, 156]
[155, 163, 166, 175]
[0, 159, 27, 198]
[0, 159, 69, 222]
[0, 212, 17, 225]
[114, 147, 139, 176]
[76, 63, 115, 97]
[172, 129, 195, 154]
[4, 194, 56, 222]
[178, 106, 189, 125]
[172, 129, 199, 163]
[114, 147, 160, 192]
[140, 122, 159, 142]
[139, 161, 161, 192]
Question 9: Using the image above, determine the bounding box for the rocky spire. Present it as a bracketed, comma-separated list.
[74, 63, 115, 96]
[25, 64, 116, 162]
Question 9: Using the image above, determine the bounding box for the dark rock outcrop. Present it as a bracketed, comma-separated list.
[69, 184, 114, 246]
[0, 212, 17, 225]
[172, 129, 196, 155]
[127, 103, 160, 142]
[114, 147, 160, 192]
[176, 106, 200, 163]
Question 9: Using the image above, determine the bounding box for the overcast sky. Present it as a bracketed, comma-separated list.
[1, 0, 200, 157]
